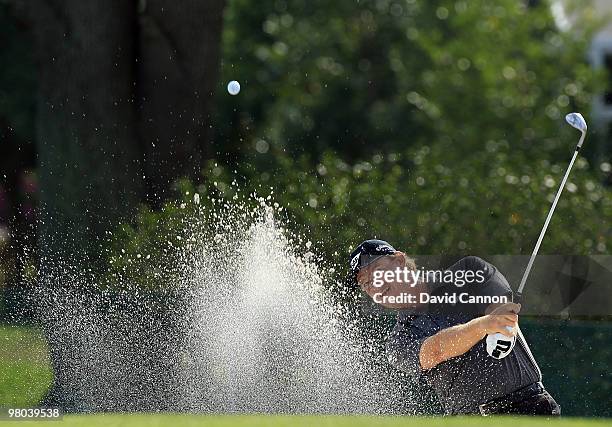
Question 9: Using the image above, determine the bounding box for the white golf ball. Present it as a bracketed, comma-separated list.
[227, 80, 241, 95]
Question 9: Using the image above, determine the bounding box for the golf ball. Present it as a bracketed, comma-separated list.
[227, 80, 241, 95]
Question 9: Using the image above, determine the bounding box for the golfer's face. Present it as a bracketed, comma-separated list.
[369, 252, 406, 272]
[357, 251, 424, 309]
[358, 252, 407, 294]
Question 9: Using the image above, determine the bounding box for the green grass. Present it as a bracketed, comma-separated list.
[2, 414, 611, 427]
[0, 325, 53, 407]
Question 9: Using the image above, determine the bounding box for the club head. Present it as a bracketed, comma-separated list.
[565, 112, 587, 134]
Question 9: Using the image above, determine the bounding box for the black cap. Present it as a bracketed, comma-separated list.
[349, 239, 396, 277]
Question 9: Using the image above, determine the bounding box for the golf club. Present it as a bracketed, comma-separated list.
[486, 112, 588, 359]
[515, 112, 587, 301]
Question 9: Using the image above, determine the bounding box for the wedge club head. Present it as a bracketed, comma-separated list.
[565, 112, 587, 149]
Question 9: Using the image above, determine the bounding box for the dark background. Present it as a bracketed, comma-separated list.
[0, 0, 611, 416]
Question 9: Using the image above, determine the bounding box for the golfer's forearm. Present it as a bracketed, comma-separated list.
[419, 318, 485, 370]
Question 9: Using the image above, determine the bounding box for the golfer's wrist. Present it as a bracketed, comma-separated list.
[467, 317, 487, 340]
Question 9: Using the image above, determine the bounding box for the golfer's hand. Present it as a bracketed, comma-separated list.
[477, 302, 521, 337]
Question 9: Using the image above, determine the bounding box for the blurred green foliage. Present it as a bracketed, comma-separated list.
[205, 0, 610, 260]
[103, 190, 198, 292]
[105, 0, 612, 282]
[103, 177, 266, 292]
[214, 0, 601, 161]
[203, 146, 612, 263]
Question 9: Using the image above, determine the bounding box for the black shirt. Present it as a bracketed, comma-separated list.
[385, 256, 541, 414]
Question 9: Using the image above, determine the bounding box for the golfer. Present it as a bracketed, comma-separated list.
[350, 239, 561, 416]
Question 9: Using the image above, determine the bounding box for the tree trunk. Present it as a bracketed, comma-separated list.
[138, 0, 225, 201]
[10, 0, 226, 411]
[18, 0, 143, 410]
[25, 0, 144, 266]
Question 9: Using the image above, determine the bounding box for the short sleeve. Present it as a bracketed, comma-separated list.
[464, 256, 513, 314]
[385, 313, 438, 376]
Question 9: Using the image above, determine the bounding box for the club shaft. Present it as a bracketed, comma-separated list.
[516, 146, 581, 295]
